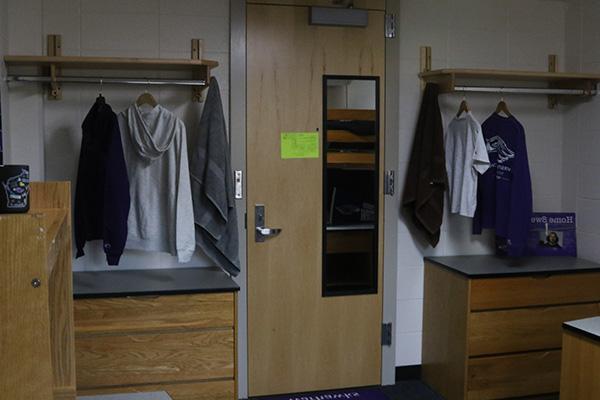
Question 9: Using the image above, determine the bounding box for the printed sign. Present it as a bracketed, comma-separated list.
[527, 212, 577, 256]
[281, 132, 319, 159]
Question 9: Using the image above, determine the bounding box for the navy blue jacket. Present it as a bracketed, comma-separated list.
[473, 113, 533, 256]
[74, 98, 130, 265]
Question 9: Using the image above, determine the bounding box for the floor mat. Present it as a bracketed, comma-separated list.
[252, 387, 389, 400]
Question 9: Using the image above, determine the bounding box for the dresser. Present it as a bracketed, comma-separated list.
[73, 267, 239, 400]
[0, 182, 76, 400]
[422, 256, 600, 400]
[560, 317, 600, 400]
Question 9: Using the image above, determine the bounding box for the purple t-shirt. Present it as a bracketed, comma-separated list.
[473, 113, 533, 257]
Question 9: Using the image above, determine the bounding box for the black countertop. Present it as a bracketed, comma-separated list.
[79, 392, 172, 400]
[73, 267, 239, 299]
[425, 255, 600, 278]
[563, 317, 600, 343]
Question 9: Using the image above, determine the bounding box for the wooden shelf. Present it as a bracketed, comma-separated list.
[419, 68, 600, 94]
[326, 224, 375, 231]
[420, 68, 600, 82]
[327, 109, 376, 121]
[327, 151, 375, 166]
[4, 36, 218, 101]
[327, 130, 375, 143]
[4, 55, 219, 71]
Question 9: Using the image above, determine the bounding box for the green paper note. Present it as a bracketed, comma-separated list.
[280, 132, 320, 159]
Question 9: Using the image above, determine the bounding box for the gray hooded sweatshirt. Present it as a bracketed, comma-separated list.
[118, 104, 195, 263]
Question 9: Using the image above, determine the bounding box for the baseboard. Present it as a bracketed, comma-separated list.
[395, 365, 422, 382]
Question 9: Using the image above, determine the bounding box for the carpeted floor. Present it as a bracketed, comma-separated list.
[249, 381, 559, 400]
[381, 381, 443, 400]
[381, 381, 559, 400]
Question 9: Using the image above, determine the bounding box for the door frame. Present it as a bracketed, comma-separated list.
[229, 1, 399, 397]
[230, 1, 249, 398]
[382, 0, 400, 386]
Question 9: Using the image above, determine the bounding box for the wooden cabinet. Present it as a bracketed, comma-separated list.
[422, 258, 600, 400]
[74, 292, 237, 400]
[0, 182, 76, 400]
[560, 319, 600, 400]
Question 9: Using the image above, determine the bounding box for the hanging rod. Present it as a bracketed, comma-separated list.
[453, 85, 597, 96]
[6, 75, 206, 86]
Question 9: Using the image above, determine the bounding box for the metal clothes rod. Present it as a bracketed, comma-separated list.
[454, 85, 597, 96]
[6, 75, 206, 87]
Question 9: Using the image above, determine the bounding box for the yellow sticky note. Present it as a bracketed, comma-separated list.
[281, 132, 320, 159]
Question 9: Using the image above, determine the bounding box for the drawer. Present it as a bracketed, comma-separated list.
[467, 350, 561, 399]
[76, 329, 234, 388]
[77, 379, 235, 400]
[470, 273, 600, 311]
[469, 303, 600, 356]
[74, 293, 234, 335]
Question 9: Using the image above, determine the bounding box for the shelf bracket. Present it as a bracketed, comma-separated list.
[47, 34, 62, 100]
[548, 54, 558, 109]
[191, 38, 206, 102]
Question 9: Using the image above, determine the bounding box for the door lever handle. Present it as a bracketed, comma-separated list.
[256, 226, 282, 236]
[255, 204, 282, 242]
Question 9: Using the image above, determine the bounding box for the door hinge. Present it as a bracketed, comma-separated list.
[384, 170, 395, 196]
[385, 14, 396, 38]
[381, 322, 392, 346]
[234, 170, 243, 199]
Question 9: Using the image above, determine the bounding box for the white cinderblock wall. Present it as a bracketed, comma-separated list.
[395, 0, 568, 366]
[563, 0, 600, 263]
[4, 0, 230, 271]
[0, 0, 8, 161]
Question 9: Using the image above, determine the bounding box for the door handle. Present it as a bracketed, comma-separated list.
[256, 227, 282, 236]
[256, 226, 282, 238]
[255, 204, 282, 242]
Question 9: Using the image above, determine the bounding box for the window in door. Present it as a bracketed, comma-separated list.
[322, 76, 380, 297]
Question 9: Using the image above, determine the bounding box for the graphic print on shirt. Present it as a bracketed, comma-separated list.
[2, 168, 29, 208]
[486, 136, 515, 163]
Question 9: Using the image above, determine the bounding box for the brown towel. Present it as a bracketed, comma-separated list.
[402, 83, 447, 247]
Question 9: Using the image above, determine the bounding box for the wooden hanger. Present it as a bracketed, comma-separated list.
[495, 94, 511, 117]
[136, 81, 158, 107]
[456, 97, 469, 118]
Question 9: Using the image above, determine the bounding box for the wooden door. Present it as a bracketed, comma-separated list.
[247, 3, 386, 396]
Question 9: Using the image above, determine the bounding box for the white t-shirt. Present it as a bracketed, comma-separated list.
[445, 111, 490, 217]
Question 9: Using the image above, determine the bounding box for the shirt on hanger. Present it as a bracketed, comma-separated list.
[118, 104, 195, 263]
[473, 113, 533, 257]
[445, 111, 490, 217]
[74, 99, 130, 266]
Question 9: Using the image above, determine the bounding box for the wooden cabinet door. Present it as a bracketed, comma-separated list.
[247, 3, 385, 396]
[0, 215, 54, 400]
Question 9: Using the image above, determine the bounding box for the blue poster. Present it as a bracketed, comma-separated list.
[527, 213, 577, 256]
